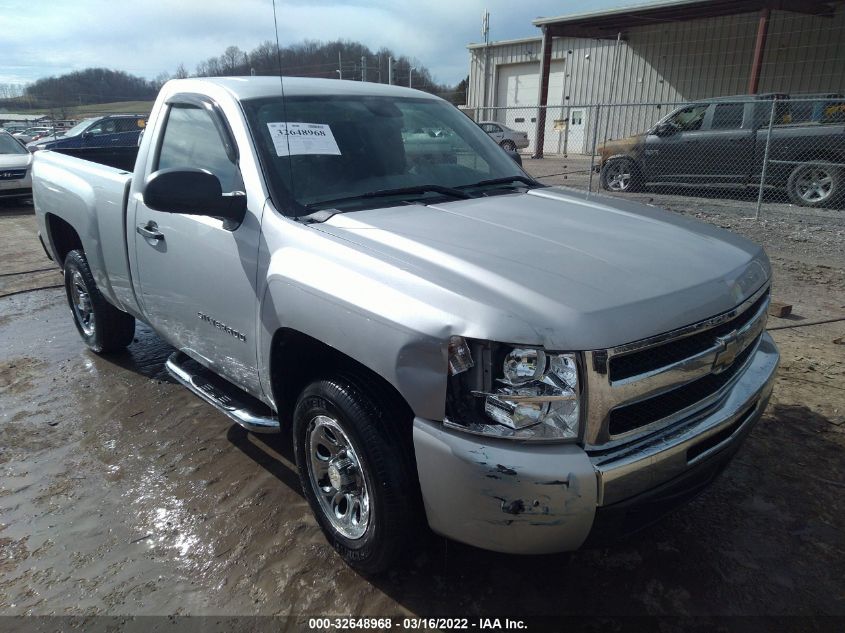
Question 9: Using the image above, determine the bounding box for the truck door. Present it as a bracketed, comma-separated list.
[131, 97, 262, 395]
[694, 102, 753, 182]
[642, 104, 709, 181]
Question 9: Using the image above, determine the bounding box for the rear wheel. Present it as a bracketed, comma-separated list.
[293, 375, 419, 574]
[500, 139, 516, 152]
[601, 157, 643, 193]
[787, 163, 842, 207]
[64, 250, 135, 353]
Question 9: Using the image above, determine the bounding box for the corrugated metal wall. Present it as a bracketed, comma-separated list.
[467, 4, 845, 152]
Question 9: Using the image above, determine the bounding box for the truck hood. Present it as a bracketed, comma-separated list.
[314, 187, 769, 350]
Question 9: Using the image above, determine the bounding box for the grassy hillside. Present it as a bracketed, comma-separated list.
[70, 100, 154, 115]
[26, 100, 154, 118]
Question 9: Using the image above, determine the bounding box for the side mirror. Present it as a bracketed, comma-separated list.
[143, 168, 246, 222]
[505, 148, 522, 166]
[81, 131, 93, 142]
[653, 122, 676, 137]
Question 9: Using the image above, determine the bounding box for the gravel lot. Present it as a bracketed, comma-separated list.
[1, 186, 843, 629]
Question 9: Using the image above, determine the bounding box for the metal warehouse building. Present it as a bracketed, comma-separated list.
[466, 0, 845, 156]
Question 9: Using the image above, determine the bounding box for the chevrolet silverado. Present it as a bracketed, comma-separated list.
[33, 77, 779, 573]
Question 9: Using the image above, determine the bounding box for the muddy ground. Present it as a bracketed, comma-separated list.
[0, 187, 843, 628]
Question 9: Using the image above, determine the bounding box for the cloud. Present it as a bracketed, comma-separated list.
[0, 0, 635, 87]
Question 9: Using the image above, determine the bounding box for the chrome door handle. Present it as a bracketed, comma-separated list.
[136, 223, 164, 241]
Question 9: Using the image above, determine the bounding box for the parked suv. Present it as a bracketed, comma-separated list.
[599, 93, 845, 207]
[28, 114, 147, 153]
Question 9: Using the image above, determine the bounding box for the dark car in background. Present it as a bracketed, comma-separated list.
[28, 114, 147, 154]
[599, 93, 845, 207]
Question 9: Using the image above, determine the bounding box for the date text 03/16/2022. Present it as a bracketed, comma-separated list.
[307, 617, 528, 630]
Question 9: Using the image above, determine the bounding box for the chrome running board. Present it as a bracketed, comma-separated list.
[165, 351, 280, 434]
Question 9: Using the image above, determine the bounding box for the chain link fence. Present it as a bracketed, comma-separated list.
[463, 96, 845, 215]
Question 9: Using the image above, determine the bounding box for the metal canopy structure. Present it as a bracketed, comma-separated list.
[530, 0, 839, 157]
[532, 0, 836, 38]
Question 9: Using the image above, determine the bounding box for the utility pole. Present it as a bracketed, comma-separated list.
[409, 66, 416, 88]
[361, 55, 366, 82]
[482, 9, 490, 119]
[337, 51, 342, 79]
[388, 56, 393, 85]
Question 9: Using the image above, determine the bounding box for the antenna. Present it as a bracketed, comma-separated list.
[271, 0, 293, 204]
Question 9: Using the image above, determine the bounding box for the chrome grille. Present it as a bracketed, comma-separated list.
[608, 288, 769, 382]
[0, 169, 27, 181]
[607, 338, 758, 436]
[584, 284, 770, 448]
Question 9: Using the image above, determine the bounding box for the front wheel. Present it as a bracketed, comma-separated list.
[64, 250, 135, 353]
[293, 375, 419, 574]
[600, 157, 643, 192]
[786, 163, 843, 207]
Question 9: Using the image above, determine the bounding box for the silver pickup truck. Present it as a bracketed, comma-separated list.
[33, 77, 779, 573]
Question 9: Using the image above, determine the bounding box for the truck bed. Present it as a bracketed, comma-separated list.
[52, 145, 139, 172]
[32, 148, 140, 317]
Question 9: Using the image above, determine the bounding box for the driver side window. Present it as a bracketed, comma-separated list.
[86, 121, 106, 135]
[157, 104, 241, 193]
[668, 105, 708, 131]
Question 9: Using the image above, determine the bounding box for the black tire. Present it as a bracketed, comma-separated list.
[500, 139, 516, 152]
[293, 374, 419, 574]
[64, 249, 135, 353]
[786, 162, 843, 207]
[600, 157, 644, 193]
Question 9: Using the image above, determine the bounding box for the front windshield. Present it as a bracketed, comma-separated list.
[61, 118, 98, 138]
[0, 133, 27, 155]
[243, 95, 529, 215]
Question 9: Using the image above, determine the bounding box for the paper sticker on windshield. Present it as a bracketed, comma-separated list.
[267, 122, 341, 157]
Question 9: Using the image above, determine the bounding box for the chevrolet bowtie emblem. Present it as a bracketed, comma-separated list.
[713, 330, 741, 373]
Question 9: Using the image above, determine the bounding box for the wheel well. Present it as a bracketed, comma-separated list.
[269, 328, 414, 426]
[601, 153, 636, 171]
[603, 154, 637, 166]
[45, 214, 82, 267]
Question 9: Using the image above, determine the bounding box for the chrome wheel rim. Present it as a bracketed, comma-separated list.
[307, 415, 370, 540]
[795, 168, 833, 203]
[69, 270, 95, 336]
[606, 162, 632, 191]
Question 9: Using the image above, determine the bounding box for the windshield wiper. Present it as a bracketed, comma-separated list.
[457, 175, 541, 190]
[309, 184, 471, 209]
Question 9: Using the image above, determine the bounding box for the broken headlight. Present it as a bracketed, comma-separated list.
[446, 340, 581, 442]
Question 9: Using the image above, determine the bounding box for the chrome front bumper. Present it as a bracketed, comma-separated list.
[590, 332, 779, 506]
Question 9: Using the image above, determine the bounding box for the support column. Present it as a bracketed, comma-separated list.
[533, 26, 553, 159]
[747, 7, 771, 94]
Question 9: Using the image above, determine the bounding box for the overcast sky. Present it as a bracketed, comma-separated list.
[0, 0, 653, 87]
